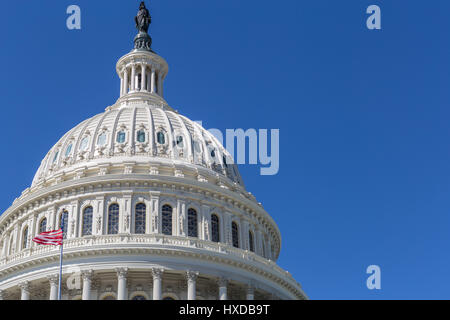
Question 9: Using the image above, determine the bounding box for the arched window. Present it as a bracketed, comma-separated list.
[249, 230, 255, 252]
[59, 211, 69, 239]
[211, 214, 220, 243]
[132, 295, 147, 300]
[22, 227, 29, 249]
[39, 218, 47, 234]
[163, 296, 175, 301]
[231, 222, 239, 248]
[82, 207, 93, 236]
[135, 203, 146, 234]
[187, 208, 198, 238]
[108, 204, 120, 234]
[161, 205, 172, 236]
[157, 131, 165, 145]
[137, 130, 146, 143]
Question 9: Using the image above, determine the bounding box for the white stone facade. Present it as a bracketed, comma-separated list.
[0, 13, 307, 301]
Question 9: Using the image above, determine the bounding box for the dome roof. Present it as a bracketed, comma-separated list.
[31, 102, 244, 190]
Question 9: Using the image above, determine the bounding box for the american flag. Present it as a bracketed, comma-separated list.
[32, 229, 63, 246]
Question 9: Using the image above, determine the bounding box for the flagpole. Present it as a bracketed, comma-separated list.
[57, 212, 65, 301]
[58, 240, 63, 300]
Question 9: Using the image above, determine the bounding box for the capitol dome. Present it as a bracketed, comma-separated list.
[0, 3, 307, 300]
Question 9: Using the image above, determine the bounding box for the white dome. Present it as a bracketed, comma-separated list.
[0, 7, 306, 300]
[31, 102, 245, 191]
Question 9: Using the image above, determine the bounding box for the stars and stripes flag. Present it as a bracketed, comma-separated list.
[32, 229, 63, 246]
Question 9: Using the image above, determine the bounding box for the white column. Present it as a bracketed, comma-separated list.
[157, 73, 163, 96]
[131, 65, 136, 92]
[19, 281, 30, 300]
[123, 68, 129, 95]
[81, 270, 93, 300]
[120, 75, 124, 96]
[186, 271, 199, 300]
[122, 194, 132, 234]
[0, 290, 4, 300]
[267, 237, 272, 260]
[218, 277, 228, 300]
[152, 268, 163, 300]
[47, 275, 59, 300]
[141, 64, 147, 92]
[177, 200, 186, 237]
[256, 230, 263, 256]
[201, 205, 211, 241]
[242, 221, 249, 251]
[116, 268, 128, 300]
[246, 284, 255, 300]
[150, 67, 156, 93]
[150, 192, 160, 234]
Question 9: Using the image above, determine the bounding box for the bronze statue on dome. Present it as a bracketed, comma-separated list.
[135, 2, 151, 34]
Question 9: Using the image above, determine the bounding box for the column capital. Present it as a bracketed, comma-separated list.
[18, 281, 30, 292]
[46, 274, 59, 285]
[217, 277, 228, 287]
[186, 270, 199, 283]
[81, 269, 94, 281]
[115, 267, 129, 280]
[151, 268, 164, 280]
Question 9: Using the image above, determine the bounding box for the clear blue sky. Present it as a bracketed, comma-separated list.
[1, 0, 449, 300]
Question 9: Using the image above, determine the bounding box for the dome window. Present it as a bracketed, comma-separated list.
[97, 133, 107, 146]
[161, 204, 173, 235]
[187, 208, 198, 238]
[135, 203, 146, 234]
[137, 130, 146, 143]
[210, 149, 216, 158]
[176, 136, 184, 148]
[80, 137, 89, 151]
[232, 222, 239, 248]
[249, 231, 255, 252]
[116, 131, 126, 143]
[108, 204, 120, 235]
[157, 131, 165, 145]
[65, 144, 73, 157]
[82, 206, 93, 236]
[211, 214, 220, 243]
[52, 150, 59, 163]
[223, 155, 228, 168]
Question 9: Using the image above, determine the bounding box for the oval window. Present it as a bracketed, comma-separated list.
[176, 136, 184, 148]
[53, 150, 59, 163]
[157, 131, 165, 145]
[116, 131, 126, 143]
[210, 149, 216, 158]
[97, 133, 107, 146]
[65, 144, 72, 157]
[137, 130, 146, 143]
[80, 137, 89, 151]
